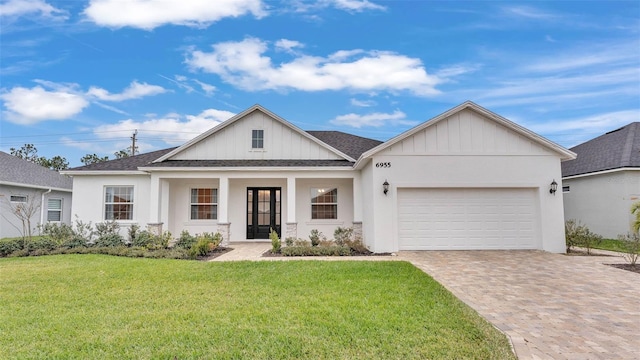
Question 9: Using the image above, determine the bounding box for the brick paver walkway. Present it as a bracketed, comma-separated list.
[399, 250, 640, 360]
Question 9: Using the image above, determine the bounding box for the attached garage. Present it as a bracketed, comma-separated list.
[398, 188, 540, 250]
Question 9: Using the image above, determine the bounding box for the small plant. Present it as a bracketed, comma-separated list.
[127, 224, 140, 245]
[285, 237, 295, 247]
[39, 222, 74, 246]
[309, 229, 325, 247]
[334, 227, 354, 246]
[270, 229, 281, 253]
[174, 230, 197, 250]
[187, 232, 222, 259]
[617, 233, 640, 267]
[565, 219, 587, 253]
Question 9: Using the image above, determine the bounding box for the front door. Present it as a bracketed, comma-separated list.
[247, 187, 281, 239]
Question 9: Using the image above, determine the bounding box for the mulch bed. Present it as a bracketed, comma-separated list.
[605, 263, 640, 274]
[197, 247, 233, 261]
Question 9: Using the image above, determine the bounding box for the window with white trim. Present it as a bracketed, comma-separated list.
[104, 186, 134, 220]
[190, 188, 218, 220]
[252, 129, 264, 149]
[10, 195, 27, 203]
[311, 188, 338, 220]
[562, 185, 570, 193]
[47, 198, 62, 222]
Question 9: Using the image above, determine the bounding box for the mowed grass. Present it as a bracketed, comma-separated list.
[592, 238, 637, 253]
[0, 255, 515, 359]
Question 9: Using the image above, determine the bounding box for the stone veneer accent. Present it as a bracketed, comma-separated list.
[146, 222, 163, 236]
[217, 222, 230, 245]
[352, 221, 363, 240]
[285, 222, 297, 240]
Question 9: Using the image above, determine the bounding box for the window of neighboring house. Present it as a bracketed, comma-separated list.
[252, 129, 264, 149]
[562, 185, 570, 193]
[47, 198, 62, 222]
[10, 195, 27, 203]
[311, 188, 338, 220]
[104, 186, 134, 220]
[190, 188, 218, 220]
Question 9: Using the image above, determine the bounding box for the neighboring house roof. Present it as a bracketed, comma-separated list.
[67, 148, 177, 172]
[0, 151, 73, 191]
[155, 105, 357, 163]
[355, 101, 576, 168]
[306, 131, 382, 160]
[562, 122, 640, 178]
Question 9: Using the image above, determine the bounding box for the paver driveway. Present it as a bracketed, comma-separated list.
[399, 250, 640, 360]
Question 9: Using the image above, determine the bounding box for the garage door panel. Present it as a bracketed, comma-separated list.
[398, 188, 539, 250]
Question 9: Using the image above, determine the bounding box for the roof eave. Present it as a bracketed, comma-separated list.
[60, 170, 149, 176]
[0, 180, 72, 192]
[138, 166, 355, 172]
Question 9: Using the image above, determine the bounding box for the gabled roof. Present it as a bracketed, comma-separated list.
[306, 131, 382, 160]
[0, 151, 72, 191]
[562, 122, 640, 178]
[155, 104, 356, 163]
[355, 101, 576, 168]
[140, 159, 354, 169]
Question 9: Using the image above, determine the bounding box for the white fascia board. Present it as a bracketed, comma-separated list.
[154, 104, 355, 163]
[354, 101, 576, 169]
[562, 167, 640, 180]
[60, 170, 149, 176]
[0, 181, 72, 192]
[138, 166, 355, 172]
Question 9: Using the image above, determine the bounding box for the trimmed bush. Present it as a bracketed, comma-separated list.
[281, 245, 350, 256]
[0, 238, 23, 257]
[25, 237, 58, 252]
[94, 233, 125, 247]
[187, 232, 223, 259]
[334, 227, 354, 246]
[132, 230, 171, 250]
[270, 229, 281, 253]
[174, 230, 197, 250]
[309, 229, 325, 247]
[40, 223, 74, 246]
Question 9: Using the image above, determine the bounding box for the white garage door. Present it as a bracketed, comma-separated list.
[398, 188, 539, 250]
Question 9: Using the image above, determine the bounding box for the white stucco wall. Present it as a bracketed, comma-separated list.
[563, 170, 640, 238]
[0, 185, 72, 239]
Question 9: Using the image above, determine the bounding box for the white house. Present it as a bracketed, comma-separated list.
[63, 102, 575, 253]
[0, 151, 73, 239]
[562, 122, 640, 238]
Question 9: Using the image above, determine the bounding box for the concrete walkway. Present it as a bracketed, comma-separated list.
[211, 244, 639, 359]
[400, 250, 640, 360]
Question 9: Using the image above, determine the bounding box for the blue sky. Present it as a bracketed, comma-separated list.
[1, 0, 638, 167]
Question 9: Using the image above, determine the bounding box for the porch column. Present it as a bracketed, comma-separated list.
[159, 179, 169, 227]
[286, 176, 297, 239]
[217, 176, 230, 245]
[352, 174, 363, 240]
[147, 174, 163, 235]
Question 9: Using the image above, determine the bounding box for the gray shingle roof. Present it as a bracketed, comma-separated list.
[142, 159, 354, 168]
[0, 151, 73, 190]
[68, 148, 177, 171]
[306, 131, 383, 160]
[562, 122, 640, 177]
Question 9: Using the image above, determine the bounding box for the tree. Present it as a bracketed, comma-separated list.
[632, 202, 640, 233]
[9, 144, 68, 171]
[81, 153, 109, 165]
[0, 191, 42, 242]
[114, 149, 131, 159]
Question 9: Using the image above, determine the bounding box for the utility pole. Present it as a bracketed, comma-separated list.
[131, 129, 138, 156]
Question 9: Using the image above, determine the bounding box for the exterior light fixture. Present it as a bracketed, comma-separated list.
[549, 180, 558, 195]
[383, 180, 389, 195]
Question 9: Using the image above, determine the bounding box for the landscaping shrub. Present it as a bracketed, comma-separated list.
[284, 237, 295, 247]
[132, 230, 171, 250]
[617, 233, 640, 267]
[187, 232, 222, 259]
[174, 230, 197, 250]
[127, 224, 140, 245]
[281, 245, 350, 256]
[334, 227, 354, 246]
[294, 238, 310, 247]
[309, 229, 325, 247]
[565, 219, 602, 254]
[39, 223, 74, 246]
[270, 229, 281, 253]
[94, 220, 125, 247]
[25, 237, 58, 252]
[0, 238, 23, 257]
[61, 235, 88, 249]
[345, 238, 369, 254]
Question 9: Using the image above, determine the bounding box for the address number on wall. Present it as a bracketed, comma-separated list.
[375, 162, 391, 168]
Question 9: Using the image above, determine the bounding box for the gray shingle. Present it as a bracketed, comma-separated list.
[142, 159, 354, 168]
[562, 122, 640, 177]
[0, 151, 72, 190]
[306, 131, 382, 159]
[68, 148, 177, 171]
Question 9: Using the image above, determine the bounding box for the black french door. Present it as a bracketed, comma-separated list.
[246, 187, 281, 239]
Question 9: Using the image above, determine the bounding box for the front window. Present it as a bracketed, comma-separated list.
[105, 186, 134, 220]
[252, 129, 264, 149]
[10, 195, 27, 203]
[191, 188, 218, 220]
[47, 198, 62, 222]
[311, 188, 337, 220]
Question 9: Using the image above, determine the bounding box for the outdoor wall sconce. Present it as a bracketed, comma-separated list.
[383, 180, 389, 195]
[549, 179, 558, 195]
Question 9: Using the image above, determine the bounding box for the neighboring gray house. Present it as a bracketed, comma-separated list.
[562, 122, 640, 238]
[0, 151, 73, 239]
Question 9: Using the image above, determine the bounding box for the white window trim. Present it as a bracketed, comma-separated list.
[190, 188, 218, 220]
[104, 186, 135, 221]
[47, 198, 63, 222]
[251, 129, 264, 150]
[10, 195, 28, 203]
[310, 187, 338, 220]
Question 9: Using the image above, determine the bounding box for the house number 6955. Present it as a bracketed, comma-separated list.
[375, 162, 391, 168]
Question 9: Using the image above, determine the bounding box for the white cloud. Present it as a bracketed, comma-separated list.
[0, 86, 89, 124]
[502, 5, 559, 20]
[86, 81, 168, 101]
[275, 39, 304, 53]
[83, 0, 266, 30]
[193, 79, 216, 95]
[350, 98, 376, 107]
[0, 0, 68, 20]
[330, 0, 385, 12]
[94, 108, 236, 144]
[330, 110, 417, 128]
[186, 38, 441, 96]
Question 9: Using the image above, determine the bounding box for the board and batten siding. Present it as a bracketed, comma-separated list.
[381, 109, 555, 156]
[171, 110, 342, 161]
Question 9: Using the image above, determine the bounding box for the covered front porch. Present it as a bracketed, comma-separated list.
[146, 171, 363, 244]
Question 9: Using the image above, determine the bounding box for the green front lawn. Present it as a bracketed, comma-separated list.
[593, 238, 636, 253]
[0, 255, 515, 359]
